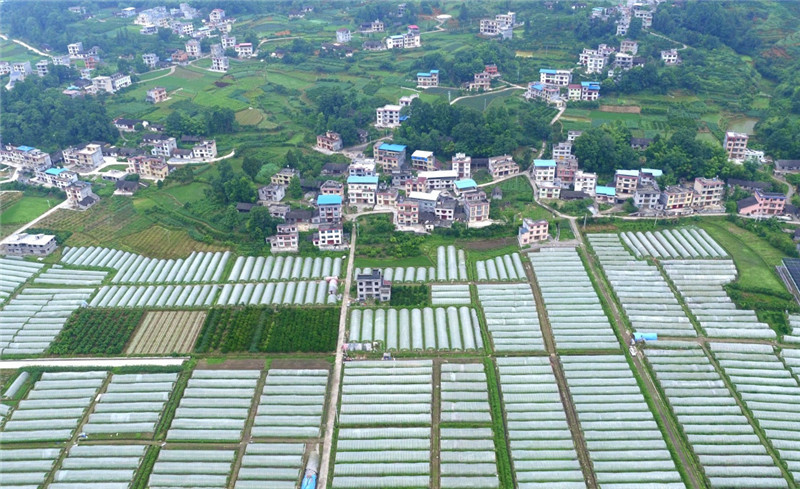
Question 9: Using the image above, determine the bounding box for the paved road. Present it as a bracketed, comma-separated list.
[6, 199, 70, 237]
[135, 65, 176, 84]
[317, 221, 358, 488]
[0, 357, 188, 369]
[449, 86, 521, 106]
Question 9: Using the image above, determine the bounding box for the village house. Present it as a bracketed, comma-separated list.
[469, 71, 492, 91]
[52, 55, 71, 67]
[451, 153, 472, 179]
[185, 39, 201, 57]
[146, 86, 168, 104]
[614, 169, 640, 201]
[620, 40, 638, 55]
[272, 168, 299, 186]
[191, 139, 217, 159]
[614, 52, 633, 70]
[552, 142, 573, 160]
[693, 177, 725, 209]
[142, 52, 159, 68]
[66, 180, 98, 209]
[539, 68, 572, 86]
[724, 131, 749, 161]
[660, 185, 694, 214]
[479, 12, 515, 39]
[347, 175, 379, 205]
[775, 160, 800, 176]
[376, 188, 398, 207]
[574, 170, 597, 196]
[209, 8, 225, 23]
[320, 180, 345, 197]
[268, 204, 290, 219]
[321, 163, 348, 177]
[533, 159, 556, 183]
[127, 155, 170, 180]
[633, 6, 653, 27]
[374, 143, 407, 171]
[349, 159, 377, 177]
[258, 184, 286, 202]
[235, 43, 254, 58]
[316, 194, 343, 223]
[391, 170, 414, 188]
[1, 233, 57, 257]
[411, 150, 437, 172]
[518, 218, 549, 246]
[313, 223, 345, 249]
[68, 41, 84, 57]
[417, 70, 439, 87]
[408, 190, 441, 213]
[556, 158, 579, 188]
[634, 183, 661, 210]
[269, 223, 299, 253]
[435, 197, 457, 222]
[488, 155, 519, 179]
[0, 145, 52, 171]
[399, 94, 418, 107]
[35, 167, 78, 189]
[221, 35, 236, 49]
[453, 178, 478, 196]
[385, 29, 421, 49]
[395, 200, 420, 225]
[62, 143, 104, 167]
[151, 137, 177, 157]
[316, 131, 343, 152]
[596, 185, 616, 203]
[737, 189, 787, 217]
[36, 60, 49, 77]
[356, 269, 391, 302]
[336, 28, 352, 43]
[115, 180, 140, 196]
[376, 104, 402, 128]
[362, 41, 385, 51]
[113, 118, 141, 132]
[661, 49, 680, 65]
[537, 182, 561, 200]
[211, 54, 229, 72]
[418, 170, 457, 191]
[525, 82, 562, 105]
[581, 81, 601, 101]
[464, 197, 491, 224]
[92, 73, 131, 94]
[567, 130, 583, 142]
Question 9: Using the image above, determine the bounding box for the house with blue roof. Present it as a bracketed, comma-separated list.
[347, 175, 379, 205]
[596, 185, 616, 203]
[1, 144, 53, 171]
[539, 68, 572, 86]
[417, 69, 439, 87]
[533, 159, 557, 184]
[316, 194, 343, 223]
[453, 178, 478, 195]
[35, 166, 78, 189]
[374, 142, 407, 172]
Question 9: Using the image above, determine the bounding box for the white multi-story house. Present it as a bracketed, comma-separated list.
[185, 39, 201, 57]
[574, 170, 597, 196]
[533, 159, 556, 183]
[221, 35, 236, 49]
[209, 8, 225, 23]
[417, 70, 439, 87]
[92, 73, 131, 94]
[336, 28, 351, 43]
[235, 43, 254, 58]
[552, 142, 572, 160]
[1, 233, 57, 257]
[661, 49, 680, 65]
[724, 132, 749, 161]
[488, 155, 519, 179]
[614, 52, 633, 70]
[67, 42, 84, 57]
[620, 40, 638, 55]
[142, 53, 159, 68]
[63, 143, 103, 167]
[347, 175, 379, 205]
[269, 224, 299, 253]
[539, 68, 572, 86]
[586, 54, 606, 74]
[0, 145, 52, 171]
[52, 55, 71, 66]
[451, 153, 471, 179]
[192, 140, 217, 159]
[35, 60, 49, 77]
[211, 55, 229, 72]
[35, 167, 78, 189]
[518, 218, 549, 246]
[376, 104, 402, 128]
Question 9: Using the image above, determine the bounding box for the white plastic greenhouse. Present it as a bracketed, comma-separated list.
[561, 354, 684, 488]
[496, 357, 586, 488]
[475, 253, 526, 282]
[588, 234, 697, 338]
[529, 248, 618, 350]
[620, 228, 727, 259]
[348, 307, 482, 351]
[167, 369, 259, 442]
[0, 371, 107, 443]
[216, 280, 337, 306]
[333, 360, 433, 489]
[431, 284, 471, 305]
[646, 348, 788, 488]
[148, 448, 236, 488]
[50, 444, 147, 488]
[476, 284, 545, 352]
[89, 284, 218, 308]
[83, 372, 178, 436]
[234, 443, 306, 489]
[0, 287, 95, 357]
[709, 342, 800, 484]
[0, 447, 61, 487]
[662, 260, 775, 340]
[250, 368, 329, 439]
[34, 266, 107, 286]
[0, 256, 44, 303]
[227, 255, 343, 281]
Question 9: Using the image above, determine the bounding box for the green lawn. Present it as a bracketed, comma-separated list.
[0, 195, 59, 227]
[699, 219, 787, 294]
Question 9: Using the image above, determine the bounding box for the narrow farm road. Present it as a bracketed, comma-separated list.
[318, 222, 358, 489]
[449, 86, 521, 106]
[0, 32, 51, 57]
[772, 173, 795, 200]
[649, 31, 689, 51]
[135, 65, 176, 84]
[573, 221, 704, 489]
[7, 199, 71, 236]
[0, 357, 188, 369]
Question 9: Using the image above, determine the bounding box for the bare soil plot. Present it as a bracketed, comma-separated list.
[125, 310, 206, 354]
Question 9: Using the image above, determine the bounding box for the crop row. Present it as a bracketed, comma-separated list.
[48, 308, 144, 356]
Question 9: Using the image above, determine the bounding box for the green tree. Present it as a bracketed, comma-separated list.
[287, 177, 302, 199]
[242, 156, 262, 180]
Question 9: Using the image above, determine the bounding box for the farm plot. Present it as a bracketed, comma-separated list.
[50, 444, 147, 488]
[588, 234, 697, 337]
[148, 448, 236, 489]
[333, 360, 432, 489]
[785, 315, 800, 344]
[561, 354, 684, 488]
[662, 260, 775, 339]
[167, 369, 259, 442]
[0, 256, 43, 303]
[228, 255, 342, 281]
[477, 284, 545, 352]
[125, 310, 207, 354]
[348, 307, 482, 351]
[234, 443, 306, 489]
[0, 447, 61, 488]
[357, 245, 468, 283]
[439, 363, 499, 489]
[0, 287, 96, 356]
[1, 371, 106, 443]
[216, 280, 338, 306]
[89, 284, 218, 308]
[82, 372, 178, 437]
[61, 247, 231, 284]
[431, 284, 471, 305]
[496, 357, 587, 489]
[251, 368, 329, 438]
[475, 252, 526, 281]
[529, 248, 619, 351]
[645, 348, 788, 488]
[34, 266, 108, 286]
[49, 308, 144, 356]
[709, 342, 800, 484]
[620, 228, 727, 259]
